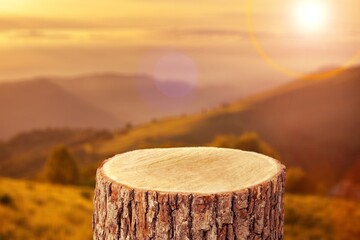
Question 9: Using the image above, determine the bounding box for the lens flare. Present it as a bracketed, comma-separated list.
[153, 51, 197, 98]
[137, 50, 198, 111]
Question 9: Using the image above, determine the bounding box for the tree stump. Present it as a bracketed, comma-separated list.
[93, 147, 286, 240]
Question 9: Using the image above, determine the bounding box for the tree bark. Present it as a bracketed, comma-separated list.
[93, 149, 286, 240]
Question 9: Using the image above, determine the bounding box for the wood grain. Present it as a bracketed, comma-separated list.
[103, 147, 281, 194]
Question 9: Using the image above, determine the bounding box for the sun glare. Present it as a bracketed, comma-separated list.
[294, 1, 328, 32]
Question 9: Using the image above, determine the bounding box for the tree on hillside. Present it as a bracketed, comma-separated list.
[209, 132, 280, 159]
[43, 145, 79, 185]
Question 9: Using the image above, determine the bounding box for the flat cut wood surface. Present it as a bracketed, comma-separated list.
[102, 147, 282, 194]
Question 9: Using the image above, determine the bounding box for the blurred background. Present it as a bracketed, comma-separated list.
[0, 0, 359, 239]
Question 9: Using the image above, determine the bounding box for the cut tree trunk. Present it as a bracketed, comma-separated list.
[93, 147, 286, 240]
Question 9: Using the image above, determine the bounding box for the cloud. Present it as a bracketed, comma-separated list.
[13, 30, 71, 40]
[161, 28, 282, 40]
[163, 29, 246, 38]
[0, 15, 129, 31]
[160, 25, 360, 43]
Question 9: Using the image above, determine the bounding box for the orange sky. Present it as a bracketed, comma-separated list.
[0, 0, 359, 86]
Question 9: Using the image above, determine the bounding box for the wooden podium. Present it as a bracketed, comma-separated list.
[93, 147, 286, 239]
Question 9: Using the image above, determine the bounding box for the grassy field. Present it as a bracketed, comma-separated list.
[285, 195, 360, 240]
[1, 177, 359, 240]
[0, 178, 93, 240]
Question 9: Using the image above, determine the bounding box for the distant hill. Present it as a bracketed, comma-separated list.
[98, 66, 360, 190]
[53, 73, 243, 125]
[0, 79, 120, 139]
[0, 128, 111, 179]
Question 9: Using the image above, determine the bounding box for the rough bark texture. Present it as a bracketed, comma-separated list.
[93, 163, 285, 240]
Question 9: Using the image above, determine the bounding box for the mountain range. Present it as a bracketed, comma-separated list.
[0, 74, 243, 139]
[0, 66, 359, 195]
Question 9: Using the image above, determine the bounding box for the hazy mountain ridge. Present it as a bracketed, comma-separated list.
[0, 79, 121, 139]
[0, 73, 244, 140]
[53, 73, 244, 124]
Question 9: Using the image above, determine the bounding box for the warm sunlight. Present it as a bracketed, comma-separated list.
[0, 0, 28, 12]
[0, 1, 360, 240]
[294, 1, 328, 32]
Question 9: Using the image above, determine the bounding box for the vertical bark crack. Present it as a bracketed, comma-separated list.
[144, 191, 149, 229]
[188, 194, 193, 240]
[214, 194, 219, 237]
[169, 193, 177, 239]
[231, 193, 237, 240]
[116, 187, 123, 240]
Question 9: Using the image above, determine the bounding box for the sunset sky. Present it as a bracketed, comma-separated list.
[0, 0, 359, 87]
